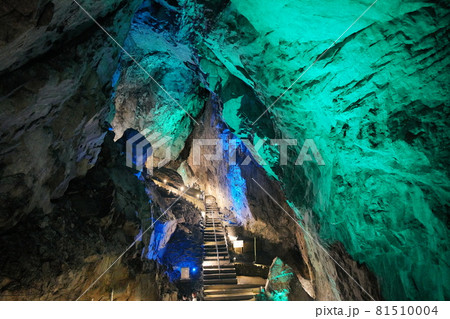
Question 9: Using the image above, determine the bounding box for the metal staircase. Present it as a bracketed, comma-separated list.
[202, 196, 260, 301]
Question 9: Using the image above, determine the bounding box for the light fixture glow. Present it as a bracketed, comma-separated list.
[180, 267, 190, 280]
[233, 240, 244, 248]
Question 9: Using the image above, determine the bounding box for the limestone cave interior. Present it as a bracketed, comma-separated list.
[0, 0, 449, 303]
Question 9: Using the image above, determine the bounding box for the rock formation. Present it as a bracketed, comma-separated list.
[0, 0, 448, 301]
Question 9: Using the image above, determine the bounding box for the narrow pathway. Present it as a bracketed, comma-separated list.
[152, 178, 205, 210]
[202, 196, 260, 301]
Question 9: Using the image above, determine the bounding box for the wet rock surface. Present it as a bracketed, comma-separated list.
[110, 0, 206, 161]
[0, 0, 447, 301]
[265, 257, 312, 301]
[196, 0, 449, 300]
[0, 133, 175, 300]
[105, 0, 385, 301]
[0, 0, 142, 231]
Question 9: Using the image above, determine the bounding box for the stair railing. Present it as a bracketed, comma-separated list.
[210, 204, 221, 277]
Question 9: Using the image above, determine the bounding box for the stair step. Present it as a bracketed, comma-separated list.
[205, 255, 229, 258]
[203, 263, 235, 269]
[204, 246, 227, 250]
[204, 250, 228, 254]
[203, 246, 227, 251]
[203, 278, 238, 285]
[204, 256, 229, 260]
[204, 284, 261, 290]
[204, 273, 236, 279]
[203, 268, 236, 274]
[204, 248, 227, 252]
[204, 294, 255, 301]
[204, 241, 226, 246]
[204, 287, 260, 295]
[204, 251, 228, 256]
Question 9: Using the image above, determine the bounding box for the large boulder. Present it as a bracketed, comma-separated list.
[265, 257, 312, 301]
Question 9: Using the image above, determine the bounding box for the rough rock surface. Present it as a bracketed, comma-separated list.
[265, 257, 312, 301]
[0, 0, 142, 230]
[186, 95, 381, 300]
[145, 181, 204, 283]
[198, 0, 449, 300]
[0, 0, 181, 301]
[0, 133, 175, 300]
[108, 0, 385, 301]
[1, 0, 447, 301]
[110, 0, 205, 161]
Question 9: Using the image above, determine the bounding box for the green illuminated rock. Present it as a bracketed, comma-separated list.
[201, 0, 449, 300]
[111, 0, 449, 300]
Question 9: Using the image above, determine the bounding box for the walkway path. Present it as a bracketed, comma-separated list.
[152, 178, 261, 300]
[152, 178, 205, 210]
[202, 196, 260, 301]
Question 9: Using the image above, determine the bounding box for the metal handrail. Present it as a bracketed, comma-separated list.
[211, 209, 221, 277]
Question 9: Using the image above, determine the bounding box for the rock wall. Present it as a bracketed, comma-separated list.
[2, 0, 446, 301]
[0, 132, 175, 300]
[0, 0, 180, 301]
[0, 0, 142, 230]
[198, 0, 449, 300]
[186, 94, 381, 300]
[109, 0, 448, 300]
[110, 0, 205, 161]
[107, 0, 384, 301]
